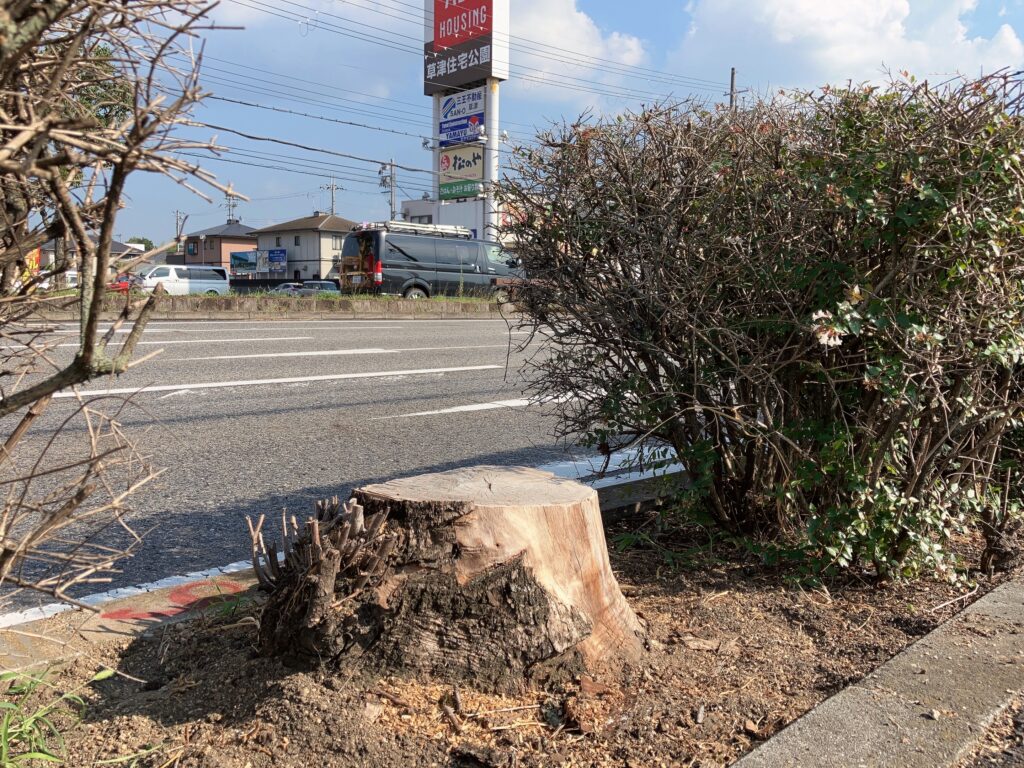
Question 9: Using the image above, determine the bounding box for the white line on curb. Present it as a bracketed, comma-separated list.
[51, 365, 501, 398]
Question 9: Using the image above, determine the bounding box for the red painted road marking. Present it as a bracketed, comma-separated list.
[99, 579, 243, 622]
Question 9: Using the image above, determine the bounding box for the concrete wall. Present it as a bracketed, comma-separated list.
[38, 293, 503, 321]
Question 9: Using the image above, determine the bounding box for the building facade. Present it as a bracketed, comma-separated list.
[178, 219, 258, 269]
[251, 213, 357, 281]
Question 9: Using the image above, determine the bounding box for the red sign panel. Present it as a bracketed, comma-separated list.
[434, 0, 491, 50]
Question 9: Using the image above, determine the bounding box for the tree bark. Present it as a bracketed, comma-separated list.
[257, 466, 646, 690]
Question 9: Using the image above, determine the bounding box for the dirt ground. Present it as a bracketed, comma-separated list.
[6, 519, 1012, 768]
[959, 696, 1024, 767]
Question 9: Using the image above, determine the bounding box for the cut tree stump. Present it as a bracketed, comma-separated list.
[254, 465, 646, 690]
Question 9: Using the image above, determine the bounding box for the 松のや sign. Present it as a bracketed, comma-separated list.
[439, 144, 484, 199]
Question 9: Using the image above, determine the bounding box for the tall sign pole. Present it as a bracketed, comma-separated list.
[424, 0, 510, 237]
[484, 76, 500, 239]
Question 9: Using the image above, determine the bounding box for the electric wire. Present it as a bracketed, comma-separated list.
[225, 0, 720, 102]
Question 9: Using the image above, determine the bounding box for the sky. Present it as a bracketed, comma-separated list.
[117, 0, 1024, 244]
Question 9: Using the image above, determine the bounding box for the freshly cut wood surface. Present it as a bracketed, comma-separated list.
[359, 465, 645, 670]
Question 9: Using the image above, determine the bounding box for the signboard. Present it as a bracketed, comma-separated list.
[435, 0, 491, 48]
[440, 180, 484, 200]
[440, 144, 484, 182]
[267, 248, 287, 273]
[439, 86, 485, 146]
[230, 250, 258, 274]
[424, 0, 509, 95]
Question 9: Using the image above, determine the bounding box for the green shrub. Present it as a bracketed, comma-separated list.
[500, 73, 1024, 579]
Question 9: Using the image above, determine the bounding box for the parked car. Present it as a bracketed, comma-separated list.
[106, 273, 142, 294]
[268, 282, 302, 296]
[295, 280, 340, 297]
[138, 265, 229, 295]
[336, 221, 523, 300]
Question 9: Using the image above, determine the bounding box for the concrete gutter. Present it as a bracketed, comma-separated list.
[736, 576, 1024, 768]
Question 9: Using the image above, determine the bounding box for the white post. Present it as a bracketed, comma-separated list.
[484, 77, 500, 241]
[432, 93, 441, 204]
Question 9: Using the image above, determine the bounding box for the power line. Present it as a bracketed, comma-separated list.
[212, 144, 435, 190]
[197, 123, 439, 175]
[226, 0, 721, 103]
[177, 152, 424, 198]
[204, 95, 535, 151]
[208, 96, 431, 139]
[334, 0, 729, 90]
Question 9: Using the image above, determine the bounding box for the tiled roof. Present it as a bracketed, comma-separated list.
[250, 214, 358, 234]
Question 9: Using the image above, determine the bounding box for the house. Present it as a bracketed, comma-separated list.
[177, 219, 258, 269]
[40, 238, 139, 275]
[251, 212, 358, 281]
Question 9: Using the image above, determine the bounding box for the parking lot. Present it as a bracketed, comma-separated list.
[4, 318, 573, 605]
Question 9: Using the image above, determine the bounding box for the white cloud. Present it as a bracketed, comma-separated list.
[673, 0, 1024, 94]
[506, 0, 649, 105]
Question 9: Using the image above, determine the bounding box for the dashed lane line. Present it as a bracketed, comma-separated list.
[55, 336, 315, 348]
[51, 365, 502, 399]
[180, 344, 509, 361]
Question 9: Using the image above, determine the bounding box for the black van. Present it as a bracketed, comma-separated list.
[336, 222, 521, 300]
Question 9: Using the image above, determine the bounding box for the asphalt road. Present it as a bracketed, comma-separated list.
[2, 318, 577, 608]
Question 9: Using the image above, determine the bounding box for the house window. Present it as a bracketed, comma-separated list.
[275, 236, 281, 247]
[205, 238, 213, 251]
[187, 242, 196, 255]
[294, 235, 301, 246]
[332, 234, 344, 250]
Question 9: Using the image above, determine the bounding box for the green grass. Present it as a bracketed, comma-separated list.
[0, 667, 114, 766]
[229, 290, 493, 303]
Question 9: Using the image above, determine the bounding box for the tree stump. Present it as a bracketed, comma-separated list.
[253, 466, 646, 690]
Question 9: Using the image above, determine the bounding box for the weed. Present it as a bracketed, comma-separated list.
[0, 667, 113, 765]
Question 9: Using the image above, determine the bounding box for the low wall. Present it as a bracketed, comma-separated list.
[37, 294, 508, 321]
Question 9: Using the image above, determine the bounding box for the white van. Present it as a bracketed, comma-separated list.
[139, 265, 229, 296]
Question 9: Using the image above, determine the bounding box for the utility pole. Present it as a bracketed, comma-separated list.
[320, 177, 340, 215]
[379, 159, 397, 220]
[389, 159, 396, 220]
[174, 210, 185, 254]
[729, 66, 736, 111]
[224, 192, 239, 221]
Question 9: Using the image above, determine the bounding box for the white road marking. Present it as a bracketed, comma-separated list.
[51, 365, 501, 398]
[55, 336, 315, 348]
[181, 344, 508, 361]
[377, 398, 531, 419]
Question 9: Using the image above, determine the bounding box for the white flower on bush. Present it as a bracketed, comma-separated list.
[811, 310, 845, 348]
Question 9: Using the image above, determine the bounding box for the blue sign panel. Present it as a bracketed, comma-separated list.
[438, 86, 486, 147]
[267, 248, 287, 273]
[440, 113, 485, 147]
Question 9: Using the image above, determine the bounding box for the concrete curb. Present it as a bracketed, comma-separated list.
[736, 577, 1024, 768]
[35, 295, 512, 322]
